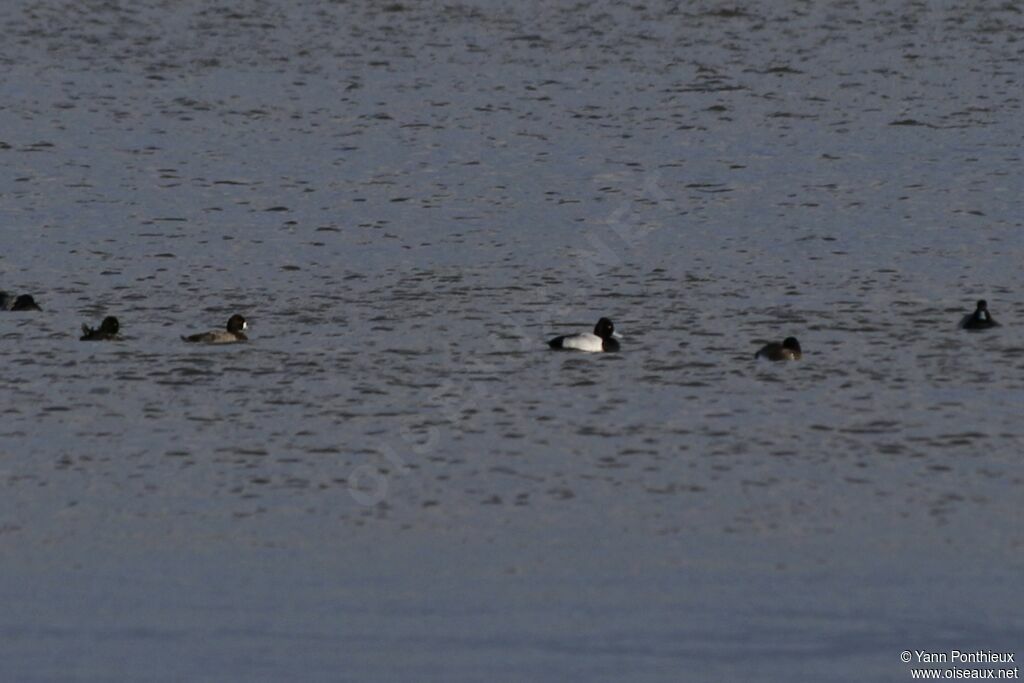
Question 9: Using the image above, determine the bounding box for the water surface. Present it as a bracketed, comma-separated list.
[1, 1, 1022, 680]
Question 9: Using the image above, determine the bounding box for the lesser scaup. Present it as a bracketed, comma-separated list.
[755, 336, 802, 361]
[960, 299, 998, 330]
[80, 316, 121, 341]
[0, 292, 42, 311]
[182, 314, 248, 343]
[548, 317, 620, 352]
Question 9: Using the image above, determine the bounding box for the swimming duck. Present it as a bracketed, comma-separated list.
[960, 299, 998, 330]
[182, 314, 248, 343]
[548, 317, 620, 352]
[0, 292, 42, 311]
[80, 316, 121, 341]
[755, 336, 802, 361]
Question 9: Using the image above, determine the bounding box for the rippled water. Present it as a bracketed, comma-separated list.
[2, 1, 1022, 680]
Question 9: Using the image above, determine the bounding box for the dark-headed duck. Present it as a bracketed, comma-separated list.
[0, 292, 42, 311]
[960, 299, 998, 330]
[182, 314, 248, 344]
[80, 316, 121, 341]
[755, 336, 802, 361]
[548, 317, 620, 353]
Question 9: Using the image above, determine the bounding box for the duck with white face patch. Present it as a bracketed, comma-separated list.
[182, 314, 249, 344]
[960, 299, 999, 330]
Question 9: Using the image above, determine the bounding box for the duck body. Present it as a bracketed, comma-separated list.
[548, 317, 620, 353]
[80, 316, 121, 341]
[755, 336, 802, 361]
[182, 314, 248, 344]
[1, 292, 42, 311]
[960, 300, 998, 330]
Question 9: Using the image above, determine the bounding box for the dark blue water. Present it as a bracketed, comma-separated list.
[1, 1, 1022, 680]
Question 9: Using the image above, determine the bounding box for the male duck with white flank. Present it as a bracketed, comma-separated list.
[548, 317, 620, 352]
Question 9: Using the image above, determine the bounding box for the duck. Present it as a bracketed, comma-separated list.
[755, 336, 802, 361]
[0, 292, 42, 311]
[80, 316, 121, 341]
[548, 317, 620, 352]
[182, 314, 248, 344]
[960, 299, 998, 330]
